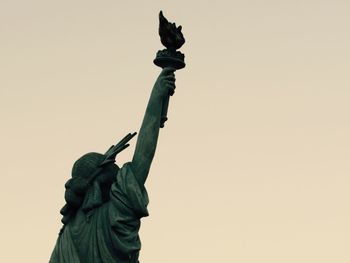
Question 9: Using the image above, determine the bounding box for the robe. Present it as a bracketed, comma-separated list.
[50, 162, 149, 263]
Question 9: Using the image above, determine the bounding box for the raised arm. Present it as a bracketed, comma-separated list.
[131, 67, 176, 185]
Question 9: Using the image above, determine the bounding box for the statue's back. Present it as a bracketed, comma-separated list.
[50, 163, 148, 263]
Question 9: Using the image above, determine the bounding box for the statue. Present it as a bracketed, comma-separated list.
[49, 11, 185, 263]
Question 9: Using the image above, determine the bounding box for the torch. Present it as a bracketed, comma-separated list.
[154, 11, 186, 128]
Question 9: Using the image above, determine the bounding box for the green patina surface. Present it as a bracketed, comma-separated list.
[50, 11, 185, 262]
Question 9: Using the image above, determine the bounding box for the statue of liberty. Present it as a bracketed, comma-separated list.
[50, 11, 185, 263]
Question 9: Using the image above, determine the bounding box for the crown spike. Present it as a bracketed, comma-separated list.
[100, 132, 137, 167]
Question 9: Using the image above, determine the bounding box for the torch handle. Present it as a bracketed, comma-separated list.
[160, 94, 170, 128]
[154, 51, 184, 128]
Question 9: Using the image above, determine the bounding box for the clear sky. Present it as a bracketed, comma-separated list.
[1, 0, 349, 262]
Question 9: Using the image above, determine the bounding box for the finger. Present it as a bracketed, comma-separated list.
[164, 75, 176, 82]
[165, 83, 176, 96]
[164, 80, 176, 88]
[169, 87, 176, 96]
[164, 81, 175, 88]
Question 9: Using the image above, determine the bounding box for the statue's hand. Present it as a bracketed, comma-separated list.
[154, 67, 176, 99]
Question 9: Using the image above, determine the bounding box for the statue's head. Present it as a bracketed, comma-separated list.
[71, 152, 118, 197]
[59, 132, 137, 226]
[60, 152, 119, 225]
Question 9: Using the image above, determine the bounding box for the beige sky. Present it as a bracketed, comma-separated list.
[1, 0, 349, 262]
